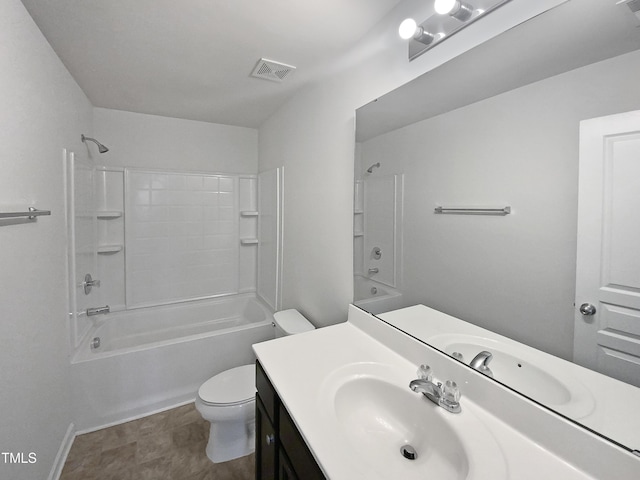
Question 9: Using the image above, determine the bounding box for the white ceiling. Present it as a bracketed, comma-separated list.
[20, 0, 404, 128]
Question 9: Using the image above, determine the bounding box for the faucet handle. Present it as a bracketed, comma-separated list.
[438, 380, 462, 413]
[442, 380, 461, 404]
[451, 351, 464, 362]
[416, 364, 433, 382]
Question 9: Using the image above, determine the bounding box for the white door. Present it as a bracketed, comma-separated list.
[574, 110, 640, 387]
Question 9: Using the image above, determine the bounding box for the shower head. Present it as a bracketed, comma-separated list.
[81, 134, 109, 154]
[366, 162, 381, 173]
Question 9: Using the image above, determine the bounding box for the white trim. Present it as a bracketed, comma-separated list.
[74, 398, 194, 436]
[47, 423, 75, 480]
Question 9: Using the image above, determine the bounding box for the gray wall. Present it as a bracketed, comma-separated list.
[94, 108, 258, 173]
[0, 1, 93, 478]
[360, 49, 640, 359]
[257, 0, 561, 327]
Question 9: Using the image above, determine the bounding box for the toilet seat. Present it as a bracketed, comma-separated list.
[198, 364, 255, 407]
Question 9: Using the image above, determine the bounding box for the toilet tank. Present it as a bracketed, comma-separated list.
[273, 309, 315, 338]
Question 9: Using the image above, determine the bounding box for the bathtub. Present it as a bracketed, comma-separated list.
[353, 276, 404, 315]
[70, 293, 275, 432]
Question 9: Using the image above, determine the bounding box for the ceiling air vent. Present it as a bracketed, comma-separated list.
[618, 0, 640, 22]
[251, 58, 296, 83]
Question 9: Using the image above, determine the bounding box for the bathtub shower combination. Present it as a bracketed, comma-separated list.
[67, 161, 283, 432]
[353, 275, 403, 315]
[71, 294, 274, 431]
[353, 167, 404, 316]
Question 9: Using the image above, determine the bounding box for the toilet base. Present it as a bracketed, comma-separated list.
[205, 418, 256, 463]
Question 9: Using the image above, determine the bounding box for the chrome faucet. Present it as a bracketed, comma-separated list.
[368, 267, 379, 275]
[409, 365, 461, 413]
[470, 351, 493, 377]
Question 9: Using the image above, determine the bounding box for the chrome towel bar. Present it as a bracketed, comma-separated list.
[0, 207, 51, 220]
[434, 206, 511, 216]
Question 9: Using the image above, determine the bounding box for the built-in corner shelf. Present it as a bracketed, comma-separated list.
[240, 211, 259, 217]
[97, 210, 123, 219]
[98, 244, 123, 254]
[240, 238, 259, 245]
[354, 210, 364, 214]
[354, 231, 364, 237]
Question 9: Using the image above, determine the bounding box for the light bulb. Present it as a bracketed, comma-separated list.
[435, 0, 473, 21]
[434, 0, 458, 14]
[398, 18, 418, 40]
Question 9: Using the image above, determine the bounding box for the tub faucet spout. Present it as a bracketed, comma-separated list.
[87, 305, 110, 317]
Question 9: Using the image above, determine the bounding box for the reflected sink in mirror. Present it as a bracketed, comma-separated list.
[321, 363, 507, 480]
[432, 334, 596, 420]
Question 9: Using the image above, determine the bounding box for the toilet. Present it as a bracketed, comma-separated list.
[195, 309, 315, 463]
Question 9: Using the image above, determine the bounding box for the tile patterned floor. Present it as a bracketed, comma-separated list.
[60, 403, 254, 480]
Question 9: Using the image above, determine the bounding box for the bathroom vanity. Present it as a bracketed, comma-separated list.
[253, 305, 640, 479]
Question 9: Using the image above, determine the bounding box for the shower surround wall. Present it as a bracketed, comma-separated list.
[126, 170, 241, 307]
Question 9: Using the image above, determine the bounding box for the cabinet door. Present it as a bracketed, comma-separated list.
[256, 395, 276, 480]
[278, 450, 298, 480]
[279, 404, 325, 480]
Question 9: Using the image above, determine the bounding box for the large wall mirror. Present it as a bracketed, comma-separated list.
[354, 0, 640, 453]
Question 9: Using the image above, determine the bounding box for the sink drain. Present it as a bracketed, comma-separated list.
[400, 445, 417, 460]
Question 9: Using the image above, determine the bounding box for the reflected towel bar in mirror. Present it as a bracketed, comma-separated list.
[434, 206, 511, 216]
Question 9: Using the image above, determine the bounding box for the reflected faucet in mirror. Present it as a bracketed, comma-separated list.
[470, 351, 493, 378]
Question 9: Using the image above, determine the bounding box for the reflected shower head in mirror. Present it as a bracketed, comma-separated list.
[81, 134, 109, 153]
[366, 162, 381, 173]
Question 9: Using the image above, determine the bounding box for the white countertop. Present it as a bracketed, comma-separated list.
[253, 305, 640, 479]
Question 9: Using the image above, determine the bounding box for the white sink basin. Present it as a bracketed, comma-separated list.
[320, 362, 507, 480]
[431, 334, 595, 419]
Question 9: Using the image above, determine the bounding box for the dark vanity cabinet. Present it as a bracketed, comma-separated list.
[256, 361, 325, 480]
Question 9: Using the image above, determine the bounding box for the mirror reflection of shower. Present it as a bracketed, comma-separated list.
[353, 147, 404, 314]
[366, 162, 380, 173]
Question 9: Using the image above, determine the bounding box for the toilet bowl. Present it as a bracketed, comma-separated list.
[196, 309, 314, 463]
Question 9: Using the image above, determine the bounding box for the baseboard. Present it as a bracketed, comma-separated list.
[47, 423, 75, 480]
[75, 396, 195, 435]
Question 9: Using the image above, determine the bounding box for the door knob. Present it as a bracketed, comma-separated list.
[579, 303, 596, 316]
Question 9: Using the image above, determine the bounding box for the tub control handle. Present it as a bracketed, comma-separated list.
[83, 273, 101, 295]
[265, 433, 275, 445]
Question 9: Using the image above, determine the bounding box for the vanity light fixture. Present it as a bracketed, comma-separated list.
[398, 18, 436, 45]
[399, 0, 513, 61]
[434, 0, 474, 21]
